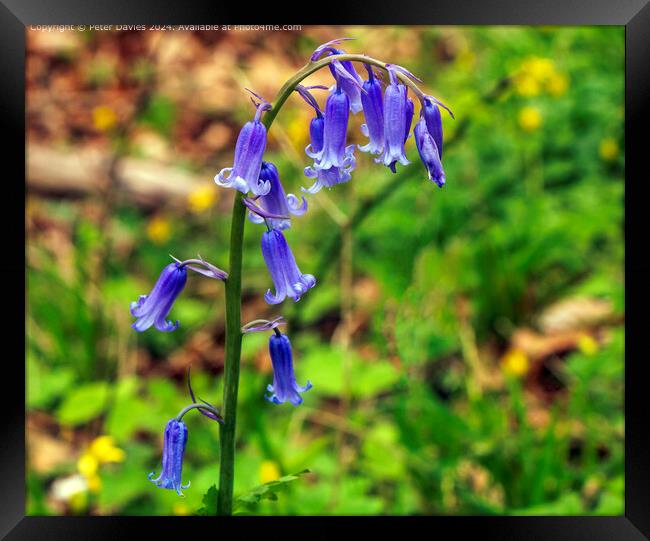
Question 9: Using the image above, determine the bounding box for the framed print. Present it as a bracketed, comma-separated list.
[3, 0, 649, 538]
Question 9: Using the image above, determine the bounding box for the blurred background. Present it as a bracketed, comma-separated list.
[26, 25, 624, 516]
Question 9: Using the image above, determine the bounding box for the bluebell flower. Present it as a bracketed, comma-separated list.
[422, 97, 444, 159]
[310, 37, 354, 62]
[148, 419, 190, 496]
[130, 263, 187, 332]
[404, 97, 414, 142]
[312, 86, 351, 171]
[266, 331, 312, 405]
[379, 66, 410, 173]
[261, 229, 315, 304]
[131, 257, 227, 332]
[247, 162, 307, 230]
[303, 150, 356, 194]
[312, 38, 364, 114]
[414, 116, 445, 187]
[358, 65, 384, 156]
[305, 115, 325, 160]
[333, 60, 364, 114]
[215, 91, 272, 196]
[303, 99, 356, 194]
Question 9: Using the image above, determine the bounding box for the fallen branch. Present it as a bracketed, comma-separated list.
[27, 142, 212, 208]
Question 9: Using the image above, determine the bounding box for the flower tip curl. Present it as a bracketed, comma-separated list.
[310, 37, 355, 61]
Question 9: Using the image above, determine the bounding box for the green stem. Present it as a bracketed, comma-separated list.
[217, 191, 246, 516]
[215, 51, 421, 516]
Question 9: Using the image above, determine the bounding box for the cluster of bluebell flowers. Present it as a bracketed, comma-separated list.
[134, 38, 452, 496]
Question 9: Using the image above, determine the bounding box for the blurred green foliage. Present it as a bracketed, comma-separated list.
[26, 26, 623, 516]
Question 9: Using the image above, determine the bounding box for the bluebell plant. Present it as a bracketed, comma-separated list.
[132, 38, 452, 514]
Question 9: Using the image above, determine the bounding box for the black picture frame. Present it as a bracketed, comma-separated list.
[5, 0, 648, 538]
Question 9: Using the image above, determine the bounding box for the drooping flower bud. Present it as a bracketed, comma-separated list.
[148, 419, 190, 496]
[358, 65, 384, 156]
[422, 97, 444, 159]
[131, 257, 226, 332]
[215, 94, 271, 196]
[313, 87, 351, 171]
[130, 263, 187, 332]
[404, 97, 414, 142]
[414, 116, 445, 187]
[379, 66, 410, 173]
[266, 331, 312, 405]
[261, 229, 316, 304]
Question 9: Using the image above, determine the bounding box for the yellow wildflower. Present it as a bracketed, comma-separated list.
[515, 57, 567, 97]
[502, 348, 529, 378]
[259, 460, 281, 484]
[524, 57, 556, 81]
[147, 215, 171, 244]
[577, 334, 599, 356]
[92, 105, 118, 132]
[518, 106, 542, 132]
[546, 72, 569, 97]
[86, 474, 102, 493]
[77, 452, 99, 478]
[514, 73, 541, 97]
[187, 184, 218, 214]
[599, 138, 619, 162]
[173, 502, 190, 515]
[89, 435, 126, 463]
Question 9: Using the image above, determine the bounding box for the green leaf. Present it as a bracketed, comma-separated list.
[27, 355, 76, 409]
[352, 362, 402, 398]
[298, 346, 400, 398]
[233, 469, 311, 513]
[138, 95, 176, 136]
[196, 485, 219, 516]
[56, 381, 109, 426]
